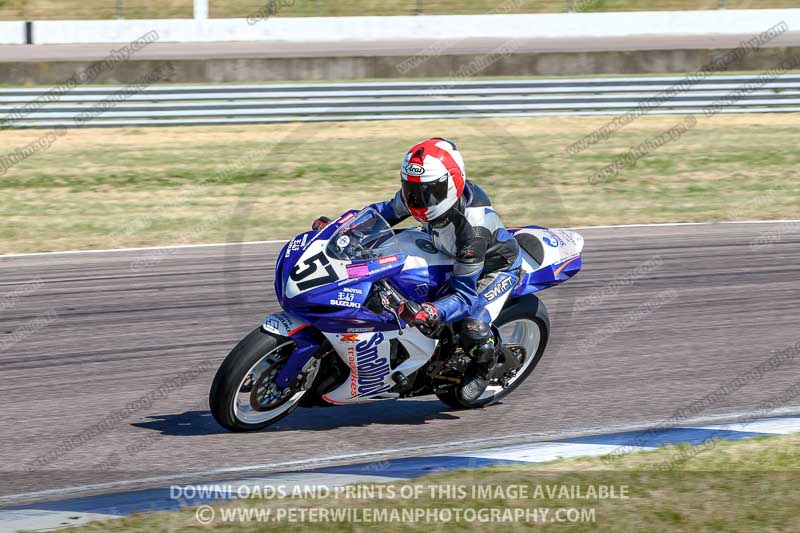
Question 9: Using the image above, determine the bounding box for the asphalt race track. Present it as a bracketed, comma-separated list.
[1, 221, 799, 505]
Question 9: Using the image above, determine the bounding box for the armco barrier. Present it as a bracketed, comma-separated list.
[0, 21, 25, 45]
[2, 75, 800, 129]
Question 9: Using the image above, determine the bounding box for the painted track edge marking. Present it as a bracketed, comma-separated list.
[2, 219, 799, 259]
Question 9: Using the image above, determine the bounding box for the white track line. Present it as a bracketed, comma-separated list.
[4, 405, 800, 505]
[0, 239, 286, 259]
[570, 219, 800, 229]
[2, 219, 799, 259]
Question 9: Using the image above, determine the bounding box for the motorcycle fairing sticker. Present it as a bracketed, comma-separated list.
[284, 241, 348, 298]
[262, 311, 308, 336]
[321, 331, 395, 402]
[284, 232, 312, 258]
[528, 255, 582, 285]
[348, 332, 392, 397]
[345, 255, 406, 280]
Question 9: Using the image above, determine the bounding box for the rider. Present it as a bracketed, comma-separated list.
[313, 138, 522, 402]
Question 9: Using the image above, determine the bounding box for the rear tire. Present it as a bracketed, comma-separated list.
[209, 327, 318, 432]
[436, 294, 550, 409]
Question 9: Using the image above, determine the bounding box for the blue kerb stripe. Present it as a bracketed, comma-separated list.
[309, 456, 527, 479]
[3, 422, 790, 523]
[6, 458, 525, 516]
[10, 487, 197, 516]
[558, 428, 765, 447]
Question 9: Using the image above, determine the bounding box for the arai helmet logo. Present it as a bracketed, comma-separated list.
[404, 163, 425, 176]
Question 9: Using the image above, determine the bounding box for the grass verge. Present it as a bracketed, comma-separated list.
[1, 113, 799, 253]
[53, 432, 800, 532]
[2, 1, 798, 20]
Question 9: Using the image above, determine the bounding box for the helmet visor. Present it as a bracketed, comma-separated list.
[401, 173, 450, 209]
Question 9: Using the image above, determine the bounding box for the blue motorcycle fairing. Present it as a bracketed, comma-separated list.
[276, 211, 362, 303]
[509, 257, 582, 298]
[275, 219, 409, 335]
[269, 216, 583, 392]
[273, 325, 325, 388]
[275, 229, 316, 304]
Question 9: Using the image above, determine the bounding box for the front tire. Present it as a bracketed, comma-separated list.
[436, 294, 550, 409]
[209, 327, 319, 431]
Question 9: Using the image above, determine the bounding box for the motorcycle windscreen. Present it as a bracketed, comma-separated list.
[326, 208, 398, 261]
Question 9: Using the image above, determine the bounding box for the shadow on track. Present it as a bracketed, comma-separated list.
[132, 399, 462, 436]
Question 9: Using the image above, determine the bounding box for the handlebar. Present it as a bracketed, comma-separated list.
[374, 281, 429, 336]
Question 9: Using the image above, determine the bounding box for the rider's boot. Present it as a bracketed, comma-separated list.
[458, 320, 497, 403]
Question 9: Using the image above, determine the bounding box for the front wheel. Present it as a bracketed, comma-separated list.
[209, 327, 320, 431]
[436, 294, 550, 409]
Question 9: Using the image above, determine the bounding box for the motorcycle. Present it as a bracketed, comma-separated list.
[210, 208, 583, 431]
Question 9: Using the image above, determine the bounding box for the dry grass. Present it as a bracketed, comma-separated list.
[2, 113, 799, 253]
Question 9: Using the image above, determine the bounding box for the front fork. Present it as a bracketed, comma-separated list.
[272, 326, 327, 389]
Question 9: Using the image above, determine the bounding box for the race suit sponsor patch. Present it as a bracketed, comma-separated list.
[485, 277, 515, 302]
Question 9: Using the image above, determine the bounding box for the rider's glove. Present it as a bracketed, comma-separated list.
[398, 302, 439, 328]
[312, 216, 332, 231]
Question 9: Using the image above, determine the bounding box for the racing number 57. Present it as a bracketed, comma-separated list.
[290, 252, 338, 291]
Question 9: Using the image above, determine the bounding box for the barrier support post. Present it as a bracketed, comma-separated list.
[194, 0, 208, 20]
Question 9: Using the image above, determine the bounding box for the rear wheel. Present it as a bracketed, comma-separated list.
[209, 328, 321, 431]
[436, 294, 550, 409]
